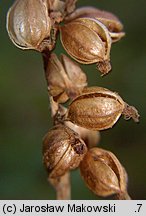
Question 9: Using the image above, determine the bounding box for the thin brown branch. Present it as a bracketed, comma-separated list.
[116, 191, 131, 200]
[49, 172, 71, 200]
[42, 51, 71, 200]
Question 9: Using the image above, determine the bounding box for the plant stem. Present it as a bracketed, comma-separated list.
[42, 51, 71, 199]
[49, 172, 71, 200]
[116, 191, 131, 200]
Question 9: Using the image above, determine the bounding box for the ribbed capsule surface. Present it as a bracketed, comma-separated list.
[67, 87, 125, 130]
[43, 124, 87, 178]
[80, 147, 128, 197]
[6, 0, 51, 51]
[65, 6, 125, 42]
[60, 17, 112, 74]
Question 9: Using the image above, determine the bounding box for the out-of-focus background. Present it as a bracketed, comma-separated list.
[0, 0, 146, 199]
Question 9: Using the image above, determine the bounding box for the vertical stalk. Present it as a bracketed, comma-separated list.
[42, 51, 71, 200]
[116, 191, 131, 200]
[49, 172, 71, 200]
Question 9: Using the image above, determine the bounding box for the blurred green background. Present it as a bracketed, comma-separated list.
[0, 0, 146, 199]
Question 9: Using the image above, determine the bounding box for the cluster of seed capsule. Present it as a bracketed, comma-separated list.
[7, 0, 139, 199]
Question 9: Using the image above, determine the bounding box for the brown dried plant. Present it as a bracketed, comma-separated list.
[6, 0, 139, 200]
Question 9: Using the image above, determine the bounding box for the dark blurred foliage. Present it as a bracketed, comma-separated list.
[0, 0, 146, 199]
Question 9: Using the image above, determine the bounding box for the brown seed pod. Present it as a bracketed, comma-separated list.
[60, 17, 112, 75]
[65, 6, 125, 42]
[67, 86, 139, 130]
[80, 147, 130, 198]
[43, 124, 87, 178]
[6, 0, 53, 51]
[45, 53, 87, 103]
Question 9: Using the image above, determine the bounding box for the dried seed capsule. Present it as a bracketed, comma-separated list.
[65, 6, 125, 42]
[67, 86, 139, 130]
[6, 0, 52, 51]
[45, 53, 87, 103]
[80, 147, 130, 198]
[60, 17, 112, 75]
[43, 124, 87, 178]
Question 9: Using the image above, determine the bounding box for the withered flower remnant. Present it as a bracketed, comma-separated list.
[45, 53, 87, 103]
